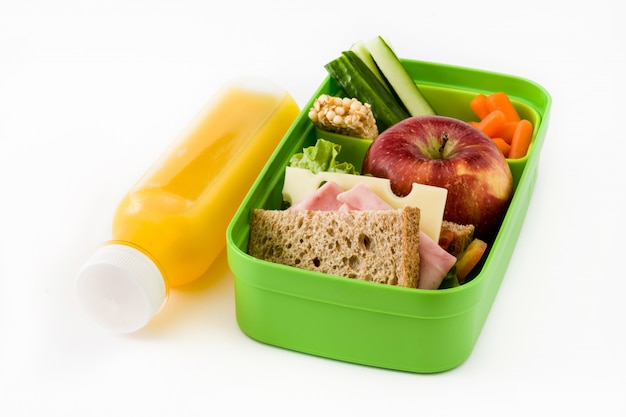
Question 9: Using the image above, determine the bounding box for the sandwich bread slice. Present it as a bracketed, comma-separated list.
[248, 206, 421, 288]
[439, 220, 475, 257]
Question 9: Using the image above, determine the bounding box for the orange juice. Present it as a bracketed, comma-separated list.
[76, 79, 299, 333]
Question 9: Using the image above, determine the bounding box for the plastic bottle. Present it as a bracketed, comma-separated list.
[76, 78, 300, 333]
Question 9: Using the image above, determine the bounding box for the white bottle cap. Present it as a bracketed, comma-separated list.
[76, 243, 167, 333]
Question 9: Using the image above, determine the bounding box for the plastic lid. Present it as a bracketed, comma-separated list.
[76, 243, 167, 333]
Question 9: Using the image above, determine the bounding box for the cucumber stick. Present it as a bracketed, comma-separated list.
[350, 40, 390, 92]
[364, 36, 435, 116]
[324, 50, 410, 132]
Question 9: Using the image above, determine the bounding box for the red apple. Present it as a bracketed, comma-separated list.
[362, 115, 513, 240]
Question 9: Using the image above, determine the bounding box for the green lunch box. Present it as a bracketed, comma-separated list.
[226, 58, 552, 373]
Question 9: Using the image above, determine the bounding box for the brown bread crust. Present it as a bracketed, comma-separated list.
[439, 220, 475, 256]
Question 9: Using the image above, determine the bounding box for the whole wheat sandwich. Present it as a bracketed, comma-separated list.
[248, 206, 421, 288]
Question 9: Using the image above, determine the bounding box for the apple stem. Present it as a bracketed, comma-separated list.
[439, 132, 449, 156]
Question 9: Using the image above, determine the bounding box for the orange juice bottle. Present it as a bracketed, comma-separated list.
[76, 78, 299, 333]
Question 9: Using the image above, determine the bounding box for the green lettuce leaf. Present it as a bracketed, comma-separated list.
[289, 139, 358, 175]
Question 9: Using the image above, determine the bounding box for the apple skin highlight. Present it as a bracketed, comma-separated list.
[362, 115, 513, 240]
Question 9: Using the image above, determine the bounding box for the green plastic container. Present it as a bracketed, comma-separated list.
[226, 59, 551, 373]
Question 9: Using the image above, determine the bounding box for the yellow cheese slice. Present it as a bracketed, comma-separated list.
[282, 167, 447, 242]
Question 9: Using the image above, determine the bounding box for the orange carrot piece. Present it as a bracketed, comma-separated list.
[498, 121, 518, 144]
[487, 92, 521, 123]
[508, 119, 533, 159]
[468, 121, 481, 129]
[455, 238, 488, 282]
[470, 93, 490, 119]
[476, 109, 506, 138]
[491, 137, 511, 158]
[438, 228, 456, 252]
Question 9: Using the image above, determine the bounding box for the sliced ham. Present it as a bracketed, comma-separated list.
[336, 182, 393, 210]
[416, 231, 457, 290]
[289, 181, 344, 211]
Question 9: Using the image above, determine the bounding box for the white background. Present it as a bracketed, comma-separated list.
[1, 0, 625, 415]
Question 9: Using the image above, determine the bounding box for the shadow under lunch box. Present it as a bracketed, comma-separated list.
[226, 58, 552, 373]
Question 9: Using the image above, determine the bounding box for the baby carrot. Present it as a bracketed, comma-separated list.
[508, 119, 533, 159]
[476, 109, 506, 138]
[470, 93, 490, 119]
[498, 121, 519, 144]
[487, 92, 520, 123]
[491, 137, 511, 158]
